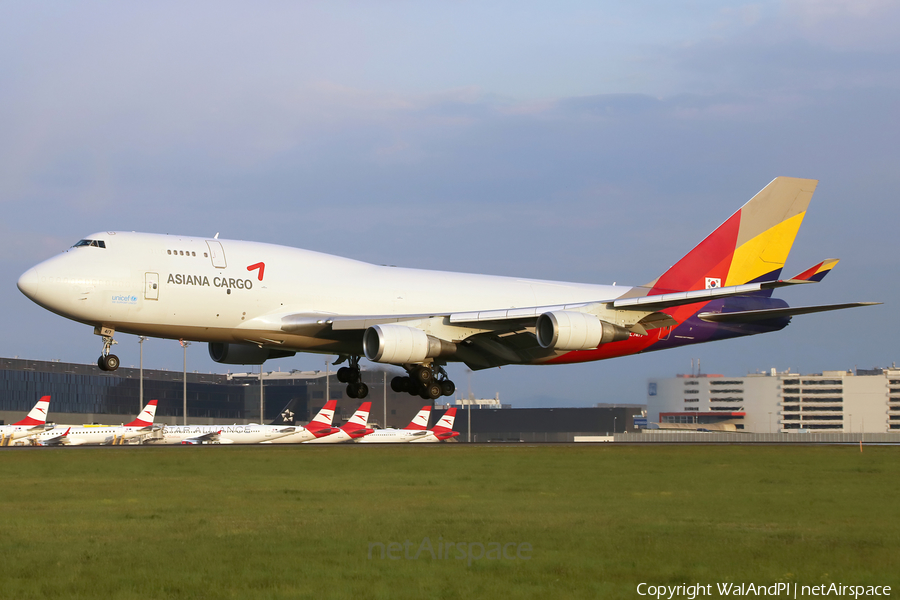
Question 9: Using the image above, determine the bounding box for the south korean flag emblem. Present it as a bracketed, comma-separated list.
[705, 277, 722, 289]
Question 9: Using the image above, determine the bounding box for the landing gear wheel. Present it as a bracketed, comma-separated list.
[391, 376, 407, 393]
[347, 382, 370, 399]
[440, 380, 455, 397]
[99, 354, 119, 371]
[337, 367, 352, 383]
[413, 366, 433, 384]
[423, 382, 442, 400]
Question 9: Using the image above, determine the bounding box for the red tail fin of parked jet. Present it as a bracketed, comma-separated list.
[403, 406, 432, 430]
[307, 399, 340, 437]
[13, 396, 51, 427]
[125, 400, 158, 428]
[340, 402, 374, 438]
[431, 407, 459, 441]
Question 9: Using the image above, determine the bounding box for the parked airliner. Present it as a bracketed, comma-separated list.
[304, 401, 374, 444]
[0, 396, 51, 446]
[17, 177, 876, 401]
[409, 407, 459, 443]
[36, 400, 158, 446]
[357, 406, 457, 443]
[262, 399, 340, 444]
[150, 422, 297, 445]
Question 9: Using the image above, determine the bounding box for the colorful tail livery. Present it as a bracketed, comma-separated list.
[1, 396, 51, 446]
[18, 176, 879, 391]
[403, 407, 432, 431]
[125, 399, 158, 428]
[546, 177, 878, 365]
[645, 177, 815, 294]
[431, 407, 460, 441]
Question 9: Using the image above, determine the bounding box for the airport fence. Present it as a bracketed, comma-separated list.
[613, 432, 900, 443]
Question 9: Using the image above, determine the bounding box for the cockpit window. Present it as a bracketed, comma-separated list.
[73, 239, 106, 248]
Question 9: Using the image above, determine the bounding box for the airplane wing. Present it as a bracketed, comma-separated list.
[181, 430, 222, 444]
[38, 427, 71, 446]
[280, 260, 845, 334]
[272, 259, 876, 369]
[698, 302, 880, 323]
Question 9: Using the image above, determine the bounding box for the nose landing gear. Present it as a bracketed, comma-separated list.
[95, 327, 120, 372]
[391, 364, 455, 400]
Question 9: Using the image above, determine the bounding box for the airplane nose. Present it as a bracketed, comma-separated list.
[17, 267, 39, 300]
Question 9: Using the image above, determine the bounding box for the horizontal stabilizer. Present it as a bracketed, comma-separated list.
[613, 278, 815, 311]
[698, 302, 880, 323]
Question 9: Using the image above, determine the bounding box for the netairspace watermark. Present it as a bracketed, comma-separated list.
[636, 583, 892, 599]
[368, 537, 532, 567]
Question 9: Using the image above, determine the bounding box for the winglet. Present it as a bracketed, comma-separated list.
[13, 396, 51, 427]
[786, 258, 840, 283]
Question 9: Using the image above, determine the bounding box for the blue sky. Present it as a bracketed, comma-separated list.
[1, 1, 897, 407]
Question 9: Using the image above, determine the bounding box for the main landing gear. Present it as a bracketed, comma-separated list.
[95, 327, 120, 372]
[337, 356, 369, 399]
[391, 364, 455, 400]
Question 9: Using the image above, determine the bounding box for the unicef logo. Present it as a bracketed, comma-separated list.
[112, 295, 138, 304]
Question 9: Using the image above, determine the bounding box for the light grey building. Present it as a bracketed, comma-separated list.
[647, 367, 900, 433]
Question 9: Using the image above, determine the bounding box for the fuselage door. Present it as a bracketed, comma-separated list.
[206, 241, 227, 268]
[145, 272, 159, 300]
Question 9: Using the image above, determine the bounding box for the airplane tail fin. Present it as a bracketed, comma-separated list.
[125, 400, 158, 427]
[644, 177, 817, 296]
[432, 407, 457, 433]
[345, 402, 371, 428]
[13, 396, 51, 426]
[403, 406, 432, 430]
[309, 400, 337, 428]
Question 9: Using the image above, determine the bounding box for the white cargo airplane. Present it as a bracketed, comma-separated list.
[36, 400, 158, 446]
[356, 406, 448, 444]
[0, 396, 52, 446]
[304, 401, 374, 444]
[17, 178, 877, 400]
[262, 399, 340, 444]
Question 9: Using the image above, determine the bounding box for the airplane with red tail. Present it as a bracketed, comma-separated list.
[0, 396, 52, 446]
[17, 177, 878, 399]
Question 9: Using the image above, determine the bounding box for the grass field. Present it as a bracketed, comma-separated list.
[1, 444, 898, 599]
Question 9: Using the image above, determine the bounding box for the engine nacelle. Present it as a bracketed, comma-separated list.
[535, 311, 630, 351]
[208, 343, 296, 365]
[363, 324, 455, 364]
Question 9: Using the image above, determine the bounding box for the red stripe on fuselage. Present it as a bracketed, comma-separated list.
[546, 300, 712, 365]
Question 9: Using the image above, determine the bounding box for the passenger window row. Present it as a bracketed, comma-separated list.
[168, 250, 208, 257]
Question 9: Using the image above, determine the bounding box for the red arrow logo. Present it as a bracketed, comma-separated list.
[247, 262, 265, 281]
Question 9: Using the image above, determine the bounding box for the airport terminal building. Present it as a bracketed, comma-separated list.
[1, 356, 639, 441]
[647, 367, 900, 433]
[0, 357, 428, 428]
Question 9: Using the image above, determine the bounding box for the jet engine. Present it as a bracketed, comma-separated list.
[363, 324, 455, 364]
[535, 311, 630, 351]
[208, 343, 296, 365]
